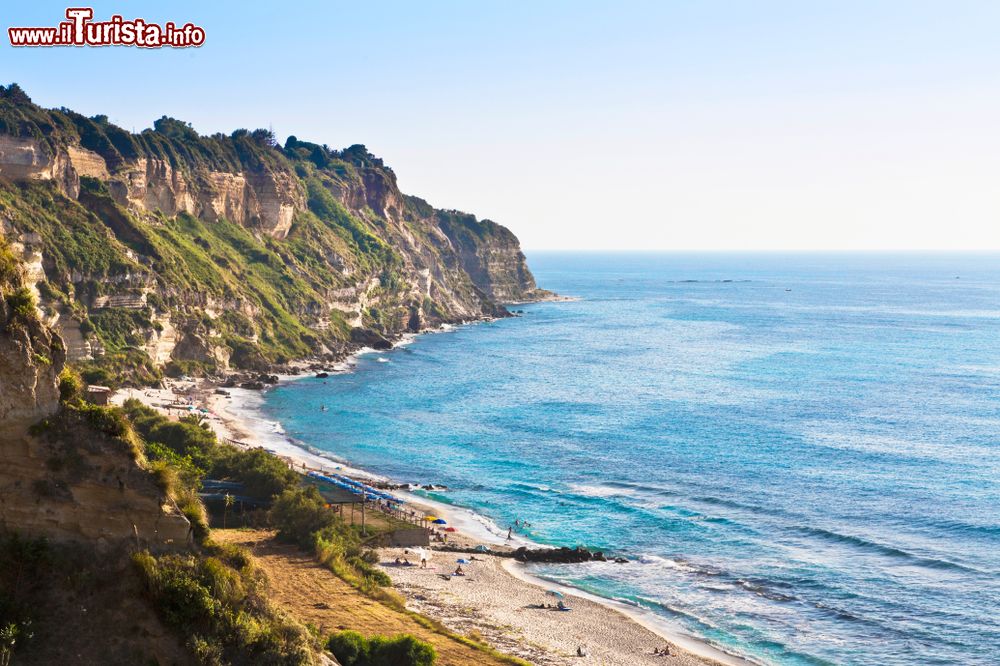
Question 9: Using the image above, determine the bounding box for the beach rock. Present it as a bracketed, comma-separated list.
[513, 546, 606, 564]
[240, 381, 265, 390]
[316, 372, 329, 378]
[350, 327, 393, 350]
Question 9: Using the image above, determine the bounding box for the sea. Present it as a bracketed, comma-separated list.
[256, 252, 1000, 665]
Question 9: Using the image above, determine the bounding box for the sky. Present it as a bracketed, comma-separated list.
[2, 1, 998, 251]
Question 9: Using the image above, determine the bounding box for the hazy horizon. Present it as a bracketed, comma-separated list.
[5, 1, 999, 252]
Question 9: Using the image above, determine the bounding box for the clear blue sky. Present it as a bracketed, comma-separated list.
[3, 1, 999, 250]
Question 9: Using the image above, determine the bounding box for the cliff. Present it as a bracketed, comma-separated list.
[1, 227, 190, 549]
[0, 83, 550, 382]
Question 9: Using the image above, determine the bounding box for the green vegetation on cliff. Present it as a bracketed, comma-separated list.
[0, 83, 543, 384]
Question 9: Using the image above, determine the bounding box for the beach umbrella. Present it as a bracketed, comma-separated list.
[432, 518, 447, 525]
[424, 515, 438, 521]
[545, 589, 564, 598]
[456, 558, 469, 564]
[444, 527, 457, 532]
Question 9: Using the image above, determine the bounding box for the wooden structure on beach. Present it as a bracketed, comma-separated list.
[84, 385, 112, 405]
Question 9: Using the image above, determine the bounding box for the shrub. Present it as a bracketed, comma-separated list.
[77, 402, 130, 438]
[150, 459, 180, 496]
[347, 557, 391, 587]
[327, 630, 368, 666]
[58, 367, 83, 403]
[0, 240, 21, 287]
[6, 287, 36, 319]
[76, 349, 163, 388]
[140, 555, 220, 630]
[326, 632, 436, 666]
[179, 491, 210, 542]
[211, 446, 299, 500]
[270, 487, 338, 547]
[370, 634, 436, 666]
[133, 550, 316, 665]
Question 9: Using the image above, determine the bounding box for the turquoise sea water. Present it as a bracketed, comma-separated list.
[260, 253, 1000, 665]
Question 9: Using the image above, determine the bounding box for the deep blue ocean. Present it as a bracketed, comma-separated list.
[260, 253, 1000, 665]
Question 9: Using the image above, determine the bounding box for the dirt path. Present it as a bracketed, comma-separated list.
[214, 529, 513, 666]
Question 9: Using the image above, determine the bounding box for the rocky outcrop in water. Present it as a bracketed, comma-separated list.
[512, 545, 609, 564]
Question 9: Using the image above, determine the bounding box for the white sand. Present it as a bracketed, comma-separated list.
[378, 548, 739, 666]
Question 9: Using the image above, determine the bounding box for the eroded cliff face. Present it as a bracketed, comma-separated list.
[0, 236, 63, 430]
[0, 296, 62, 428]
[1, 232, 190, 548]
[0, 85, 548, 376]
[0, 134, 79, 197]
[103, 154, 305, 240]
[0, 423, 192, 549]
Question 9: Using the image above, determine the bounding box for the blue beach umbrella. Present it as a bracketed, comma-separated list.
[545, 589, 564, 598]
[432, 518, 447, 525]
[456, 558, 469, 564]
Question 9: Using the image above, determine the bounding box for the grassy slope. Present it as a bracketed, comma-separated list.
[215, 529, 515, 666]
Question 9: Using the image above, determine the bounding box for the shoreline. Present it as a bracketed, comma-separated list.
[113, 327, 754, 666]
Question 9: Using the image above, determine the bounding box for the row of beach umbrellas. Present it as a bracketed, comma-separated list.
[307, 470, 405, 505]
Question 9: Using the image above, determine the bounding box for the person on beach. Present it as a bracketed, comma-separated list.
[454, 565, 465, 576]
[507, 527, 512, 540]
[420, 557, 427, 568]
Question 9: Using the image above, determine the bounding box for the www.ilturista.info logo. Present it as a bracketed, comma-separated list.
[8, 7, 205, 48]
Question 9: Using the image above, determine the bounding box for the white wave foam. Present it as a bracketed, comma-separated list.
[567, 483, 638, 499]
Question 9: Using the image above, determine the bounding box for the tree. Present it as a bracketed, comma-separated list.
[223, 493, 234, 529]
[269, 486, 337, 547]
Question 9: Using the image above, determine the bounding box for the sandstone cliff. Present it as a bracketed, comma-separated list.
[2, 205, 190, 549]
[0, 412, 192, 550]
[0, 84, 549, 379]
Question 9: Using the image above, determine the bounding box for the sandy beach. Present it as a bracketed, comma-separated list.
[112, 375, 743, 666]
[378, 548, 738, 666]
